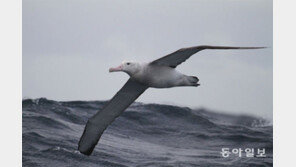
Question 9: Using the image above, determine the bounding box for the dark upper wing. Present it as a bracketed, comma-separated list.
[78, 79, 148, 155]
[150, 45, 265, 68]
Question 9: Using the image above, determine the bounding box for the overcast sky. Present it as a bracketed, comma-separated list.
[23, 0, 272, 120]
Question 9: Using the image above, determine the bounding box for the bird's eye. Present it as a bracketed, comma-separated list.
[126, 62, 130, 65]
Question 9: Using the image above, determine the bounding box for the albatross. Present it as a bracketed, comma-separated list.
[78, 45, 264, 155]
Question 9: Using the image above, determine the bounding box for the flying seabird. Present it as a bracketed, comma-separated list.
[78, 45, 264, 155]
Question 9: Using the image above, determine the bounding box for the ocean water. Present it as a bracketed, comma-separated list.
[22, 98, 272, 167]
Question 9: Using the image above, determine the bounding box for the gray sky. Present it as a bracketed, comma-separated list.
[23, 0, 272, 120]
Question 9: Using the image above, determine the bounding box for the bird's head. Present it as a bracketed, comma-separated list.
[109, 61, 141, 76]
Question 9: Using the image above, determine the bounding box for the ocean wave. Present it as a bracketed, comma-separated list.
[23, 98, 272, 166]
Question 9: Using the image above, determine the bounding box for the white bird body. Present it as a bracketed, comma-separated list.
[130, 63, 197, 88]
[79, 45, 265, 155]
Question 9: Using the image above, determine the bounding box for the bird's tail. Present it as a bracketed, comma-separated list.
[187, 76, 200, 87]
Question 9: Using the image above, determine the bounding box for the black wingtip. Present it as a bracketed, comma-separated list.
[241, 46, 267, 49]
[223, 46, 267, 49]
[78, 136, 97, 156]
[197, 45, 267, 50]
[78, 146, 94, 156]
[77, 120, 100, 156]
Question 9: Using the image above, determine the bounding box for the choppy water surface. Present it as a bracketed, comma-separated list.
[23, 98, 272, 167]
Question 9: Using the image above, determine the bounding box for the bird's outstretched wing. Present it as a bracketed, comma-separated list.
[150, 45, 265, 68]
[78, 79, 148, 155]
